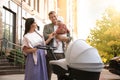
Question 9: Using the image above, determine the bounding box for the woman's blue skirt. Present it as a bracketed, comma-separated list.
[24, 49, 48, 80]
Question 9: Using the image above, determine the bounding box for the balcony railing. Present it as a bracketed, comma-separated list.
[0, 38, 25, 74]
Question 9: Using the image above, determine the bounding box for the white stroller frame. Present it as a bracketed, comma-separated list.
[49, 39, 104, 80]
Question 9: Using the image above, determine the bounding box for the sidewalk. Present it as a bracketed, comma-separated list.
[0, 73, 57, 80]
[0, 69, 120, 80]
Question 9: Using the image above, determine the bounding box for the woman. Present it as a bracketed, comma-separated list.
[22, 18, 52, 80]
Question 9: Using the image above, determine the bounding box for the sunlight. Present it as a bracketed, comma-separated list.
[77, 0, 120, 40]
[77, 0, 107, 40]
[109, 0, 120, 12]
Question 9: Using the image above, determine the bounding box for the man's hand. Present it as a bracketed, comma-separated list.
[56, 35, 69, 42]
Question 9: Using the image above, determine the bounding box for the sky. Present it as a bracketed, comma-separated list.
[77, 0, 120, 40]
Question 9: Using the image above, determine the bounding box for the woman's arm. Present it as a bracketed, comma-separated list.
[22, 46, 37, 54]
[45, 32, 55, 44]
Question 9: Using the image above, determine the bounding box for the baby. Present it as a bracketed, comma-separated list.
[55, 17, 69, 36]
[55, 16, 70, 50]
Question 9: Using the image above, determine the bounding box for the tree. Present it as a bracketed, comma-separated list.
[87, 7, 120, 63]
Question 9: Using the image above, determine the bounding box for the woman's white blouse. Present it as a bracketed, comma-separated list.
[22, 31, 44, 65]
[22, 32, 43, 48]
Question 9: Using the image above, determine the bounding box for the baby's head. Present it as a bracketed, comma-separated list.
[57, 16, 64, 26]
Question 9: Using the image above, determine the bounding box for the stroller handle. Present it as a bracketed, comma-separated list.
[35, 45, 57, 50]
[35, 45, 57, 60]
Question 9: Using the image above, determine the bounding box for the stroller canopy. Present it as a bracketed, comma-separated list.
[65, 39, 104, 72]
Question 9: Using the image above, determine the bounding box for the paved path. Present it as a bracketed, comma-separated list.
[0, 73, 57, 80]
[0, 69, 120, 80]
[99, 69, 120, 80]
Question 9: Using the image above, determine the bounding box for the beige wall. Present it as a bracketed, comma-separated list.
[57, 0, 78, 39]
[72, 0, 78, 38]
[57, 0, 67, 24]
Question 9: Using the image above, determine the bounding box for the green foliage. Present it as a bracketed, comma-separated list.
[7, 49, 25, 65]
[87, 7, 120, 64]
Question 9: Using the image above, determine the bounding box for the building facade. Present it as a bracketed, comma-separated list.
[0, 0, 78, 46]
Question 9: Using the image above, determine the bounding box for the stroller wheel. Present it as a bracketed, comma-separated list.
[51, 64, 69, 80]
[58, 75, 69, 80]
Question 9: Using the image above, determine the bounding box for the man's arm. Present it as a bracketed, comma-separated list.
[56, 32, 72, 43]
[43, 25, 50, 41]
[43, 24, 56, 44]
[66, 32, 72, 43]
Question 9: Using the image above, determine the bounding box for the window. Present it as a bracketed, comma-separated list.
[2, 6, 16, 48]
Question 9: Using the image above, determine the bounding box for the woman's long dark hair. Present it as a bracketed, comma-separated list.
[24, 18, 35, 36]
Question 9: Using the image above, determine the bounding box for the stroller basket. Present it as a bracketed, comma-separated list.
[68, 67, 100, 80]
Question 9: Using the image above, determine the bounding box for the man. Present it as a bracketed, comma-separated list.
[43, 11, 72, 80]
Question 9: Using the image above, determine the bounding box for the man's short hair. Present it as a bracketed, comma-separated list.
[48, 11, 56, 16]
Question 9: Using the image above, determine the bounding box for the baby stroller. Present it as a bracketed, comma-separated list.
[49, 39, 104, 80]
